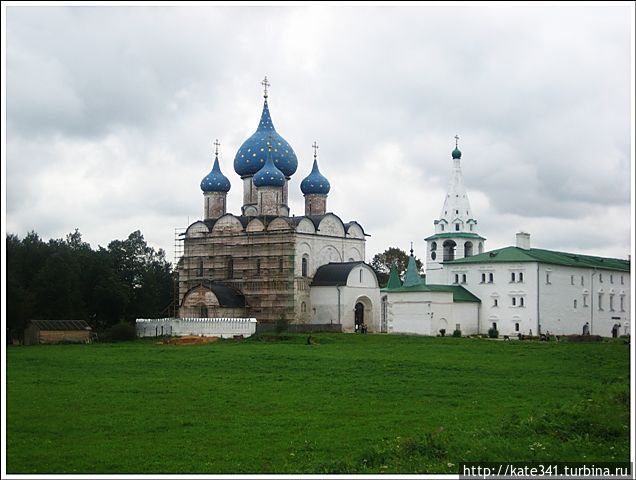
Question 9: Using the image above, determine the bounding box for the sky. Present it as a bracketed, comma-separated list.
[2, 3, 634, 267]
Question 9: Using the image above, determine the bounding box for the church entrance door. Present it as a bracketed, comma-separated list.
[355, 302, 364, 333]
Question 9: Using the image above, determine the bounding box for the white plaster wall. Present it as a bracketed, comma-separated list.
[136, 318, 257, 338]
[440, 261, 630, 337]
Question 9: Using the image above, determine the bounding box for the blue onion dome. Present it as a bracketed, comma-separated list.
[452, 146, 462, 159]
[253, 153, 286, 187]
[201, 155, 231, 193]
[300, 159, 331, 195]
[233, 99, 298, 177]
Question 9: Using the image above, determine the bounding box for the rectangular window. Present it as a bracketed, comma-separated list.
[545, 272, 551, 284]
[518, 272, 524, 283]
[488, 273, 494, 283]
[598, 293, 603, 311]
[515, 323, 520, 332]
[621, 276, 624, 285]
[583, 294, 588, 307]
[581, 276, 584, 286]
[493, 298, 498, 307]
[511, 272, 516, 283]
[455, 224, 460, 231]
[620, 295, 625, 312]
[481, 273, 486, 283]
[520, 297, 524, 307]
[609, 294, 614, 311]
[599, 273, 603, 283]
[570, 275, 574, 285]
[610, 274, 613, 284]
[454, 274, 459, 284]
[512, 297, 517, 306]
[573, 299, 577, 309]
[461, 274, 467, 284]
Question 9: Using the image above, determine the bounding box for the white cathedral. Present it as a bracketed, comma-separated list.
[165, 78, 631, 339]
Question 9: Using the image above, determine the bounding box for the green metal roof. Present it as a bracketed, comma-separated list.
[444, 246, 630, 272]
[386, 264, 402, 289]
[381, 283, 481, 303]
[425, 232, 486, 241]
[403, 255, 422, 287]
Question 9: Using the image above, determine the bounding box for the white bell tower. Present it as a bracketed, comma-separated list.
[425, 137, 486, 283]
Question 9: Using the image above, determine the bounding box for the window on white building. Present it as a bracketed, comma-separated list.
[455, 223, 460, 231]
[610, 274, 614, 284]
[302, 256, 308, 277]
[518, 272, 524, 283]
[511, 272, 516, 283]
[515, 323, 520, 332]
[581, 276, 584, 286]
[461, 274, 467, 284]
[488, 273, 494, 283]
[599, 273, 603, 283]
[520, 297, 525, 307]
[573, 299, 577, 309]
[609, 294, 615, 312]
[583, 294, 588, 307]
[481, 273, 486, 283]
[512, 297, 517, 306]
[441, 224, 444, 231]
[545, 272, 551, 284]
[620, 295, 625, 312]
[620, 275, 624, 285]
[454, 274, 459, 284]
[570, 275, 574, 285]
[360, 269, 363, 283]
[493, 298, 499, 307]
[598, 293, 604, 311]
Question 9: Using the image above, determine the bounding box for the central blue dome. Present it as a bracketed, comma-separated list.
[253, 153, 286, 187]
[234, 100, 298, 178]
[300, 159, 330, 195]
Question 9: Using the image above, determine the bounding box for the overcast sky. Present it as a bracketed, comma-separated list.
[3, 3, 634, 266]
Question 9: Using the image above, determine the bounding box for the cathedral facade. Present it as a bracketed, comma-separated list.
[177, 80, 376, 329]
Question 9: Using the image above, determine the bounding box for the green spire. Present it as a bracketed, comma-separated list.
[403, 253, 422, 287]
[386, 264, 402, 289]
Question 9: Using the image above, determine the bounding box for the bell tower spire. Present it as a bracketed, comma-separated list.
[425, 137, 486, 283]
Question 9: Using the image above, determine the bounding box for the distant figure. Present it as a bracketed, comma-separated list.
[583, 322, 590, 336]
[611, 323, 619, 338]
[529, 329, 533, 337]
[362, 323, 368, 334]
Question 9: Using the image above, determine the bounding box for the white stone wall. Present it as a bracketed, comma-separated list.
[136, 318, 257, 338]
[441, 261, 631, 337]
[384, 291, 479, 336]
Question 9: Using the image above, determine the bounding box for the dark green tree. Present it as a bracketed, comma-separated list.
[371, 247, 423, 287]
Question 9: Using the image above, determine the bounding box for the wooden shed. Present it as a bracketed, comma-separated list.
[23, 320, 92, 345]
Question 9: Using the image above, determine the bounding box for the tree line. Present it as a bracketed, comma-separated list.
[6, 229, 173, 341]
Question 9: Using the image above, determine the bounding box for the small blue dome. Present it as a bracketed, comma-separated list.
[253, 154, 285, 188]
[452, 147, 462, 159]
[201, 155, 231, 193]
[234, 100, 298, 177]
[300, 159, 330, 195]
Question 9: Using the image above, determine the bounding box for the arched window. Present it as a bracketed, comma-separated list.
[197, 260, 204, 277]
[443, 240, 456, 261]
[464, 241, 473, 257]
[227, 258, 234, 279]
[478, 242, 484, 254]
[301, 302, 307, 313]
[301, 256, 308, 277]
[359, 269, 363, 283]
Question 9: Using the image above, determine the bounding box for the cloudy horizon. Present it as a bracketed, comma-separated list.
[3, 4, 633, 266]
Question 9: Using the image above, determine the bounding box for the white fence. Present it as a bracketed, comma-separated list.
[135, 317, 257, 338]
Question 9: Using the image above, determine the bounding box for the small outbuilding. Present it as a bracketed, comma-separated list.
[23, 320, 93, 345]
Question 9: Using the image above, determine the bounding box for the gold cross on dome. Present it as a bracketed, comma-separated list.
[213, 139, 220, 156]
[261, 76, 270, 98]
[312, 141, 319, 159]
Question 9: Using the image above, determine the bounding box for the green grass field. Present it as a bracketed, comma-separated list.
[5, 334, 631, 474]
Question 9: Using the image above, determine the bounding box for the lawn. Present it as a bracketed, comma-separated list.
[5, 334, 631, 474]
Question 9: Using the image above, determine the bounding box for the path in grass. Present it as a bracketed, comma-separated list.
[6, 334, 630, 473]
